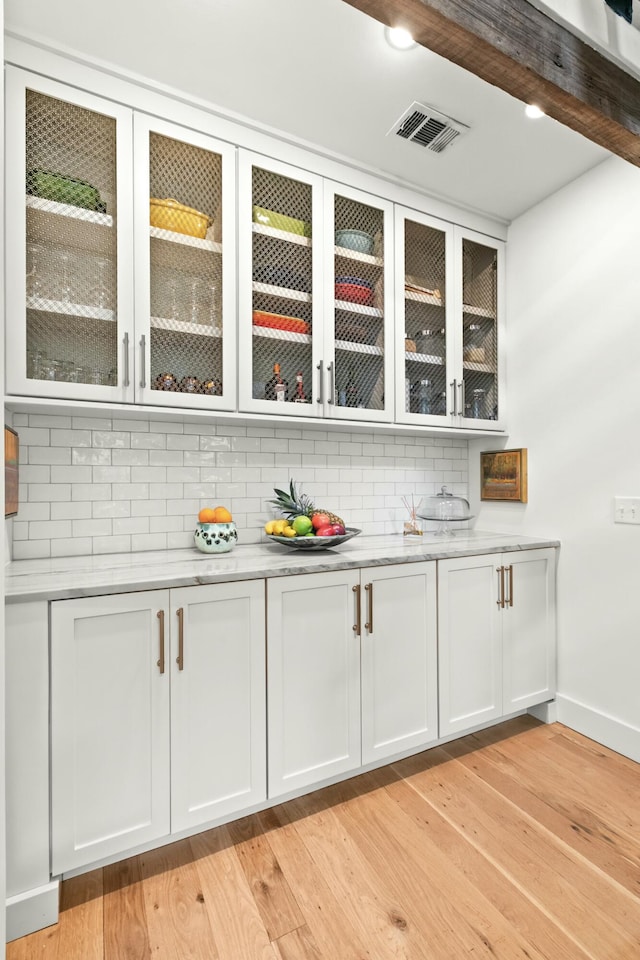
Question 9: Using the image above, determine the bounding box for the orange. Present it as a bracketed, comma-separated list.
[212, 505, 233, 523]
[198, 507, 217, 523]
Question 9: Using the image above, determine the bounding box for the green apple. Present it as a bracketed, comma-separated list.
[292, 515, 313, 535]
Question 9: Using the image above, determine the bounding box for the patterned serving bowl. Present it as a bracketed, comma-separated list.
[194, 521, 238, 554]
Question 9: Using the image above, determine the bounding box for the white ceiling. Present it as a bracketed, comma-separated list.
[5, 0, 611, 223]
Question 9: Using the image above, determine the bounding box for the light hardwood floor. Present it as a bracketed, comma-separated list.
[9, 716, 640, 959]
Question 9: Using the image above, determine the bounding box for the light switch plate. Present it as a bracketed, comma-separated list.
[614, 496, 640, 524]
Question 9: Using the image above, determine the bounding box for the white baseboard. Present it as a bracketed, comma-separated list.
[6, 879, 59, 942]
[556, 695, 640, 763]
[528, 700, 558, 724]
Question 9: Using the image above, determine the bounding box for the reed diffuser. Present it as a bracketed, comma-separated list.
[402, 495, 423, 537]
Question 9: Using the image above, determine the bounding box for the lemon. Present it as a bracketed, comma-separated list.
[282, 525, 297, 538]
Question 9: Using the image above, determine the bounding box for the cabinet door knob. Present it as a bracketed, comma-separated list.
[450, 379, 458, 416]
[496, 566, 505, 608]
[122, 332, 130, 388]
[176, 607, 184, 670]
[364, 582, 373, 633]
[156, 609, 165, 673]
[139, 334, 146, 389]
[316, 360, 324, 404]
[352, 583, 361, 635]
[327, 361, 335, 405]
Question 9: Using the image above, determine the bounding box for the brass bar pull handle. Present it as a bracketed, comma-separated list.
[327, 361, 335, 404]
[496, 566, 505, 608]
[317, 360, 324, 404]
[450, 379, 457, 416]
[508, 564, 514, 607]
[364, 582, 373, 633]
[140, 334, 146, 389]
[157, 610, 165, 673]
[123, 332, 130, 388]
[176, 607, 184, 670]
[353, 583, 361, 635]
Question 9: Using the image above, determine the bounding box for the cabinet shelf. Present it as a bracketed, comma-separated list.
[405, 350, 445, 367]
[462, 360, 496, 375]
[336, 340, 383, 357]
[149, 226, 222, 254]
[26, 194, 113, 227]
[405, 289, 444, 308]
[252, 223, 312, 247]
[253, 325, 311, 345]
[463, 303, 495, 320]
[335, 300, 382, 318]
[334, 245, 383, 268]
[150, 316, 222, 338]
[27, 297, 115, 322]
[252, 282, 312, 303]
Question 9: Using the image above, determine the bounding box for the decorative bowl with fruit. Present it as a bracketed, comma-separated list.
[264, 480, 361, 550]
[194, 505, 238, 554]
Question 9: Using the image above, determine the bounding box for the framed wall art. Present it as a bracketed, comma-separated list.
[480, 448, 528, 503]
[5, 425, 19, 518]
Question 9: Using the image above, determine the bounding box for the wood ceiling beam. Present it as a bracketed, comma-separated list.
[342, 0, 640, 166]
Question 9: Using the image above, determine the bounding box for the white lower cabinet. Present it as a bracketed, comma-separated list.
[266, 562, 438, 798]
[50, 581, 266, 875]
[437, 548, 557, 737]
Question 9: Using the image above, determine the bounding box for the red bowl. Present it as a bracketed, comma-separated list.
[335, 282, 374, 305]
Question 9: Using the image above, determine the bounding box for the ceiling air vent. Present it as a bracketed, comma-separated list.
[388, 101, 469, 154]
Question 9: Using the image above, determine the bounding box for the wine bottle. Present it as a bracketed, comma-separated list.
[264, 362, 288, 401]
[345, 366, 359, 407]
[293, 370, 307, 403]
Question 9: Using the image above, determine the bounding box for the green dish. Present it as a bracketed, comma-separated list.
[26, 169, 106, 213]
[252, 205, 311, 238]
[266, 527, 361, 550]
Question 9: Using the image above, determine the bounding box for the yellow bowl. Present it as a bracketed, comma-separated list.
[150, 198, 211, 239]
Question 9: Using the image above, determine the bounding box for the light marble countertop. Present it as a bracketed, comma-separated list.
[5, 530, 560, 603]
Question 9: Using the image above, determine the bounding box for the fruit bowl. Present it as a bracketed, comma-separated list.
[266, 527, 362, 550]
[194, 521, 238, 554]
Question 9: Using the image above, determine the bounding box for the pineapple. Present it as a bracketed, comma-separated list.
[270, 479, 344, 527]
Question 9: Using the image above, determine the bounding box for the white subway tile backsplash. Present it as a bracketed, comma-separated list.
[131, 433, 166, 450]
[11, 413, 469, 559]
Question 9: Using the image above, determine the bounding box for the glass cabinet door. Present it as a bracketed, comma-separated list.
[134, 116, 236, 410]
[5, 69, 134, 401]
[238, 152, 323, 416]
[325, 183, 394, 422]
[457, 227, 504, 427]
[395, 207, 453, 424]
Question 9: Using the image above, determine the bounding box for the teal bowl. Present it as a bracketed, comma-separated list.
[194, 521, 238, 554]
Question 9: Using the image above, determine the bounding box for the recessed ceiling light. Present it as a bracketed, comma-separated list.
[384, 26, 417, 50]
[525, 103, 545, 119]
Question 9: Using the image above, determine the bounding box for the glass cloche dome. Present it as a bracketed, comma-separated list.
[417, 486, 474, 536]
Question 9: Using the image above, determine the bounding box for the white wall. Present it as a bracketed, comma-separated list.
[470, 154, 640, 760]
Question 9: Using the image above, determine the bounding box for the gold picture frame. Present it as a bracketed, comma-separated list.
[5, 426, 19, 518]
[480, 448, 528, 503]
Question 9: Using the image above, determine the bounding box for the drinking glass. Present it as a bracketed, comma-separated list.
[26, 243, 44, 300]
[56, 251, 74, 304]
[89, 257, 111, 309]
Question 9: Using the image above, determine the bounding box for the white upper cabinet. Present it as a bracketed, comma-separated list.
[238, 152, 394, 422]
[133, 114, 237, 410]
[6, 68, 237, 410]
[394, 207, 505, 430]
[6, 68, 135, 402]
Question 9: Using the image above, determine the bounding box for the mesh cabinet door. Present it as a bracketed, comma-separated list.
[326, 184, 394, 423]
[134, 116, 237, 410]
[459, 230, 503, 426]
[238, 152, 323, 417]
[395, 208, 453, 424]
[5, 70, 134, 400]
